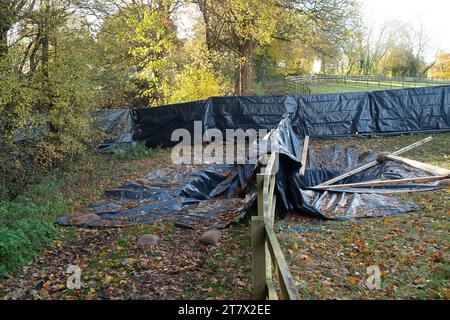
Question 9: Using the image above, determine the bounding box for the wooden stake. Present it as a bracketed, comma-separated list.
[299, 136, 309, 178]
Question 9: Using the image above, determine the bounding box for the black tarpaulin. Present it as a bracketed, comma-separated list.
[57, 163, 255, 229]
[265, 115, 438, 220]
[78, 85, 450, 228]
[128, 85, 450, 148]
[95, 109, 137, 152]
[371, 85, 450, 134]
[132, 100, 206, 147]
[301, 145, 444, 193]
[296, 91, 373, 137]
[63, 111, 446, 228]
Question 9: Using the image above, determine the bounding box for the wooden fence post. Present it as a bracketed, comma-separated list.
[252, 216, 266, 300]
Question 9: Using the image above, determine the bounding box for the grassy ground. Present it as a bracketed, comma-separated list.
[260, 78, 447, 95]
[307, 82, 410, 94]
[1, 134, 448, 300]
[277, 133, 450, 299]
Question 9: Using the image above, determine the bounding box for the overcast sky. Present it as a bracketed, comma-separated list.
[359, 0, 450, 62]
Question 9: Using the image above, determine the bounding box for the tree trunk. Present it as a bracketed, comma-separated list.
[41, 0, 50, 83]
[236, 39, 254, 96]
[39, 0, 51, 111]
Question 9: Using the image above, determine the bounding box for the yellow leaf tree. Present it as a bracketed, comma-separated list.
[428, 52, 450, 79]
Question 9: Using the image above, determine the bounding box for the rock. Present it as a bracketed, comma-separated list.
[68, 213, 100, 225]
[199, 229, 222, 245]
[438, 179, 450, 187]
[137, 234, 160, 250]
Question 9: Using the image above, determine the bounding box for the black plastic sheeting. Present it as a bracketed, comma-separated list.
[131, 85, 450, 147]
[266, 115, 439, 220]
[132, 100, 206, 147]
[95, 109, 137, 152]
[59, 112, 444, 228]
[57, 164, 255, 229]
[69, 85, 449, 227]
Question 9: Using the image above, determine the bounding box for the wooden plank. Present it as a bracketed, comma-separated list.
[265, 243, 277, 300]
[312, 175, 446, 190]
[252, 216, 266, 300]
[386, 155, 450, 177]
[257, 174, 264, 217]
[266, 175, 276, 226]
[263, 174, 276, 221]
[299, 136, 310, 178]
[315, 136, 433, 187]
[268, 191, 276, 228]
[389, 136, 433, 155]
[266, 280, 278, 300]
[263, 174, 270, 220]
[259, 154, 271, 167]
[265, 152, 278, 176]
[265, 243, 272, 280]
[265, 226, 300, 300]
[315, 159, 383, 187]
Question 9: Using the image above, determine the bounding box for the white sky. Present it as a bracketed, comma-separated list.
[359, 0, 450, 62]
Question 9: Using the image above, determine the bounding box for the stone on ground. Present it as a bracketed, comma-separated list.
[199, 229, 222, 245]
[137, 234, 160, 250]
[68, 213, 101, 225]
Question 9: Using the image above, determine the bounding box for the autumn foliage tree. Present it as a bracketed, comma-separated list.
[193, 0, 358, 94]
[428, 52, 450, 79]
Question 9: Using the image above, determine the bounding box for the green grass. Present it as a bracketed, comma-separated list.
[259, 78, 448, 95]
[309, 82, 397, 94]
[0, 178, 67, 276]
[307, 81, 438, 94]
[111, 143, 166, 162]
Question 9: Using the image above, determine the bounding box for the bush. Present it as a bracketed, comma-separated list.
[0, 28, 101, 197]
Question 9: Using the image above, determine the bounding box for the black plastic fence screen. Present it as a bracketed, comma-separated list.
[130, 85, 450, 147]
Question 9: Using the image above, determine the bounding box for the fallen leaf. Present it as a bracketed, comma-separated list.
[348, 276, 358, 285]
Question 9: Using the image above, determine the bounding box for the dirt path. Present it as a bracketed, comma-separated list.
[1, 222, 252, 300]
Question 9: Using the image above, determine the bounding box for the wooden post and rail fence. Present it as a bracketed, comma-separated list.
[252, 151, 300, 300]
[284, 74, 450, 94]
